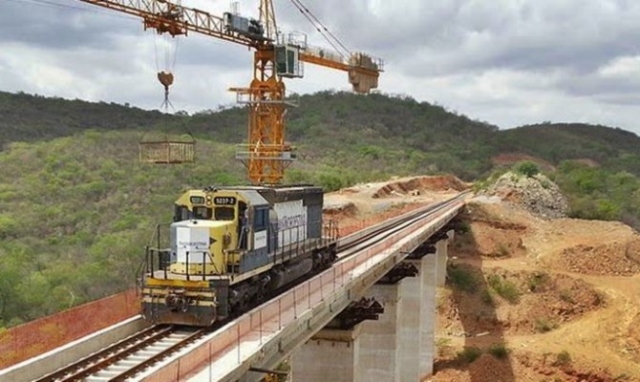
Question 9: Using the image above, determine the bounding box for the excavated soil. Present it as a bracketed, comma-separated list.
[439, 266, 603, 336]
[323, 178, 640, 381]
[372, 175, 469, 199]
[433, 350, 626, 382]
[323, 175, 466, 236]
[454, 203, 530, 259]
[545, 238, 640, 276]
[430, 199, 640, 381]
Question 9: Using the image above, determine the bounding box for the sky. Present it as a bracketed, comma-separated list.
[2, 0, 640, 134]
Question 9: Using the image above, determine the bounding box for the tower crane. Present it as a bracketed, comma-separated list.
[77, 0, 383, 185]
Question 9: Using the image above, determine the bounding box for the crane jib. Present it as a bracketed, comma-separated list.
[79, 0, 383, 184]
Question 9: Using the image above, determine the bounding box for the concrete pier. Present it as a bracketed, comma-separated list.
[435, 238, 448, 287]
[291, 326, 362, 382]
[291, 237, 450, 382]
[399, 259, 422, 381]
[357, 281, 406, 381]
[419, 252, 437, 378]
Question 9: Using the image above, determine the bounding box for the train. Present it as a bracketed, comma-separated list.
[140, 185, 339, 326]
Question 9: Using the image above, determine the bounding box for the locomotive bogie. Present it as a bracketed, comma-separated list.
[141, 281, 217, 326]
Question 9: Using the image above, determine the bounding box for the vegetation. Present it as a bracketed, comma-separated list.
[559, 290, 575, 304]
[488, 343, 510, 359]
[3, 89, 640, 326]
[534, 318, 559, 333]
[554, 350, 572, 366]
[447, 265, 478, 293]
[0, 131, 246, 327]
[457, 346, 483, 363]
[513, 161, 540, 177]
[491, 242, 510, 258]
[528, 272, 551, 292]
[481, 289, 495, 305]
[549, 161, 640, 227]
[487, 274, 521, 303]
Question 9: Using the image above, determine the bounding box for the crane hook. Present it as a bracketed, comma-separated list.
[157, 71, 174, 111]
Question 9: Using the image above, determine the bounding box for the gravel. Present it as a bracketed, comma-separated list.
[482, 171, 569, 219]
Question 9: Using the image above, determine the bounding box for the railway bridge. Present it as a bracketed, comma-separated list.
[0, 193, 466, 382]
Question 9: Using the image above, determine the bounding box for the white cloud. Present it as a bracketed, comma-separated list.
[3, 0, 640, 134]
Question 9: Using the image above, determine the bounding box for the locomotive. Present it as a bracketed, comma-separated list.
[140, 185, 338, 326]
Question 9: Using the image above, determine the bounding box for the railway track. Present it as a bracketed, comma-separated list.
[36, 325, 210, 382]
[336, 192, 467, 257]
[32, 193, 466, 382]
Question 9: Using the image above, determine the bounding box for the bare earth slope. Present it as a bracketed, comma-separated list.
[431, 199, 640, 381]
[325, 175, 640, 381]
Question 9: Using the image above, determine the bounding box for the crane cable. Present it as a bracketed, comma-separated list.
[290, 0, 350, 54]
[288, 0, 347, 57]
[153, 3, 182, 112]
[287, 0, 350, 59]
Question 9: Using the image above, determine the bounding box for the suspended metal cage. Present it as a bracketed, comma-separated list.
[139, 133, 195, 164]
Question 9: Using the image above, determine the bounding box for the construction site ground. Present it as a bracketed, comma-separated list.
[325, 175, 640, 382]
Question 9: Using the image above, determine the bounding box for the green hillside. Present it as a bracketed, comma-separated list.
[1, 89, 640, 327]
[496, 123, 640, 173]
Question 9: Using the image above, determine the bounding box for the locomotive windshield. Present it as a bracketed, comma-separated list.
[173, 205, 212, 221]
[193, 206, 212, 219]
[214, 207, 235, 221]
[174, 205, 189, 222]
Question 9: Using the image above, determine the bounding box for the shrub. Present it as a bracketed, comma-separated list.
[457, 346, 482, 363]
[513, 161, 540, 177]
[481, 289, 494, 305]
[487, 274, 521, 303]
[534, 318, 558, 333]
[554, 350, 572, 366]
[528, 272, 551, 292]
[456, 220, 471, 235]
[448, 265, 477, 293]
[559, 290, 575, 304]
[492, 242, 510, 257]
[0, 214, 19, 238]
[488, 343, 510, 359]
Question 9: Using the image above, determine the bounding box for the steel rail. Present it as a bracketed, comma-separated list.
[35, 325, 174, 382]
[108, 328, 211, 381]
[38, 326, 212, 382]
[336, 192, 467, 258]
[247, 193, 466, 316]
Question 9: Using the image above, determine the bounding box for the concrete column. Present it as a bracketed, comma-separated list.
[357, 281, 405, 382]
[420, 253, 437, 378]
[399, 259, 424, 382]
[435, 239, 448, 287]
[446, 229, 455, 243]
[291, 326, 362, 382]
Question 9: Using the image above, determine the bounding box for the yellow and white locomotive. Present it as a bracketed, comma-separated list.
[141, 185, 338, 326]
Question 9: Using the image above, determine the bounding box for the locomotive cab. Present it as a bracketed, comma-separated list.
[169, 189, 272, 275]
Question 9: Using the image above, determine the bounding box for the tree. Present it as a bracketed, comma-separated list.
[513, 161, 540, 178]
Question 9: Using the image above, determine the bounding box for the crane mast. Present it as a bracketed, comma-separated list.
[78, 0, 383, 185]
